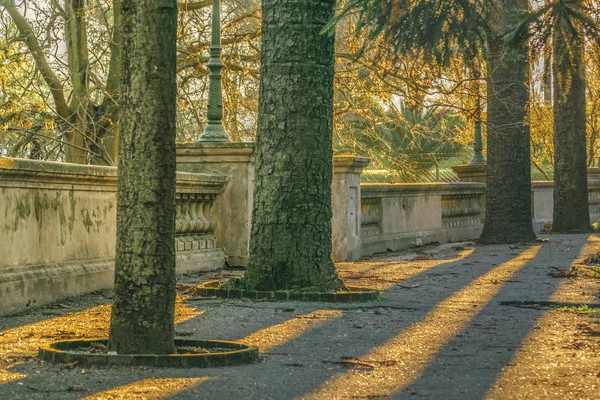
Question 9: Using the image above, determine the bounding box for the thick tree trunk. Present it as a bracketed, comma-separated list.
[552, 32, 590, 232]
[108, 0, 178, 354]
[479, 0, 536, 244]
[245, 0, 343, 292]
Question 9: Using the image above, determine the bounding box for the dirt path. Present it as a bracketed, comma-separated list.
[0, 234, 598, 399]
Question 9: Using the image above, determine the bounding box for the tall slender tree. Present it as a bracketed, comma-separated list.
[108, 0, 178, 354]
[338, 0, 536, 243]
[552, 12, 590, 232]
[245, 0, 344, 291]
[509, 0, 600, 232]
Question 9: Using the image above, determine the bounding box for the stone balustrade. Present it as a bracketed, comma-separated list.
[360, 197, 382, 237]
[441, 193, 483, 229]
[0, 157, 227, 313]
[360, 183, 486, 256]
[175, 192, 218, 251]
[588, 181, 600, 221]
[7, 147, 600, 314]
[532, 180, 600, 231]
[176, 142, 255, 267]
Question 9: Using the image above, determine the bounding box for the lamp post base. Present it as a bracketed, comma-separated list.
[199, 123, 229, 142]
[468, 154, 486, 166]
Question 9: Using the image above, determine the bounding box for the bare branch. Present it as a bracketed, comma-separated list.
[0, 0, 70, 120]
[178, 1, 211, 12]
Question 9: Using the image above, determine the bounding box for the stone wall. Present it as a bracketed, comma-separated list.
[176, 144, 369, 264]
[7, 149, 600, 313]
[176, 142, 254, 267]
[0, 157, 227, 313]
[360, 183, 486, 256]
[532, 180, 600, 231]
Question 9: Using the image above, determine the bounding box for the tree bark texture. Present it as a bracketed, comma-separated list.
[552, 31, 590, 232]
[245, 0, 343, 291]
[108, 0, 178, 354]
[479, 0, 536, 244]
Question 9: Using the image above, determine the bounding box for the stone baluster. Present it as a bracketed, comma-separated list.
[441, 193, 483, 228]
[175, 193, 219, 251]
[204, 195, 217, 233]
[192, 195, 205, 233]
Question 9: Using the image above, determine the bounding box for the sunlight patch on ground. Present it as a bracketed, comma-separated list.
[0, 367, 26, 384]
[0, 298, 202, 361]
[174, 297, 205, 324]
[302, 246, 542, 399]
[239, 310, 343, 352]
[487, 235, 600, 399]
[337, 247, 475, 291]
[81, 377, 211, 400]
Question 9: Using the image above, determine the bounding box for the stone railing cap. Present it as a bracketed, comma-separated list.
[176, 142, 255, 156]
[0, 157, 226, 189]
[175, 170, 227, 183]
[531, 180, 554, 188]
[451, 164, 486, 172]
[0, 157, 116, 177]
[361, 182, 486, 195]
[333, 156, 370, 171]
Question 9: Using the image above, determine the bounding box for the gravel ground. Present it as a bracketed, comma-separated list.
[1, 234, 599, 399]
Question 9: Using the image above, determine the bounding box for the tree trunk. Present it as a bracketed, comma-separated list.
[89, 0, 122, 166]
[552, 31, 590, 232]
[108, 0, 178, 354]
[64, 0, 89, 164]
[479, 0, 536, 244]
[245, 0, 343, 292]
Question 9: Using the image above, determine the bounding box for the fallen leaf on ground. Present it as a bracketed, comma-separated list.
[399, 284, 420, 289]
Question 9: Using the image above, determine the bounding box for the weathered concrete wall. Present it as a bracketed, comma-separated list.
[13, 150, 600, 313]
[331, 157, 370, 262]
[176, 142, 255, 267]
[360, 183, 486, 256]
[531, 180, 600, 231]
[0, 157, 227, 314]
[176, 145, 370, 264]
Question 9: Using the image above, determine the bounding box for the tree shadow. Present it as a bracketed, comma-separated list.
[3, 235, 595, 400]
[392, 234, 596, 399]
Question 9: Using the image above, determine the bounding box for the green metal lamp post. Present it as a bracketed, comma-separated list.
[198, 0, 229, 142]
[469, 96, 485, 165]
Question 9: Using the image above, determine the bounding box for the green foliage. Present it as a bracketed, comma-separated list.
[333, 0, 488, 66]
[507, 0, 600, 54]
[557, 304, 600, 316]
[336, 101, 468, 182]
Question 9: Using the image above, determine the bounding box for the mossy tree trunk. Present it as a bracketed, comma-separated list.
[245, 0, 343, 292]
[108, 0, 178, 354]
[479, 0, 536, 244]
[552, 27, 590, 232]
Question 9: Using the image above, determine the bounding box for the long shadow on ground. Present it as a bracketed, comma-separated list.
[170, 245, 538, 399]
[393, 234, 595, 399]
[1, 236, 595, 400]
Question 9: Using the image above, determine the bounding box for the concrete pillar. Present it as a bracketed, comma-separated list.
[177, 142, 254, 267]
[451, 164, 486, 183]
[332, 156, 370, 262]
